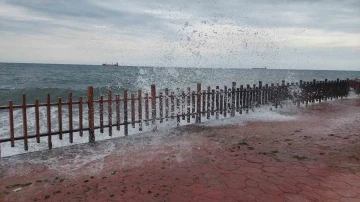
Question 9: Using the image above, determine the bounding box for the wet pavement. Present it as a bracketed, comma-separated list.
[0, 98, 359, 202]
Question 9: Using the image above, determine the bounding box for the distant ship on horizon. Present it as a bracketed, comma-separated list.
[252, 67, 267, 70]
[102, 62, 118, 66]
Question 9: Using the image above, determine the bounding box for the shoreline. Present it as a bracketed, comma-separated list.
[0, 98, 359, 201]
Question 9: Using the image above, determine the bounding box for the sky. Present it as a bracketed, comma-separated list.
[0, 0, 359, 70]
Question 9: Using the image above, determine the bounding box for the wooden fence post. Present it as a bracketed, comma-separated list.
[131, 94, 136, 128]
[216, 86, 219, 119]
[202, 90, 206, 117]
[100, 96, 104, 133]
[116, 95, 120, 131]
[87, 86, 95, 143]
[346, 78, 349, 97]
[165, 88, 169, 121]
[138, 89, 143, 131]
[176, 89, 180, 125]
[79, 97, 83, 137]
[275, 83, 279, 109]
[68, 92, 73, 142]
[191, 91, 195, 118]
[246, 85, 250, 113]
[183, 91, 187, 120]
[58, 98, 63, 139]
[108, 91, 112, 136]
[145, 93, 149, 125]
[124, 90, 128, 136]
[259, 81, 263, 105]
[211, 89, 215, 117]
[224, 85, 228, 117]
[159, 92, 163, 123]
[324, 79, 328, 101]
[231, 82, 236, 117]
[196, 83, 201, 123]
[239, 85, 243, 114]
[187, 87, 191, 123]
[207, 86, 211, 119]
[35, 99, 40, 142]
[151, 84, 156, 125]
[171, 92, 175, 119]
[9, 100, 15, 147]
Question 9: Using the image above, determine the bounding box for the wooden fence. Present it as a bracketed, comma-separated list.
[0, 78, 358, 156]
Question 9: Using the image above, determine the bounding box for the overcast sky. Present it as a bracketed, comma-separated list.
[0, 0, 359, 70]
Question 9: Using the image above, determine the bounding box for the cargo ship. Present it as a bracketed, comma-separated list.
[102, 62, 118, 66]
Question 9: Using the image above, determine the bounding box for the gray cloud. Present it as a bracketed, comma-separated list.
[0, 0, 359, 70]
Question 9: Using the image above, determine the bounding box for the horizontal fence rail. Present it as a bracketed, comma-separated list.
[0, 78, 359, 156]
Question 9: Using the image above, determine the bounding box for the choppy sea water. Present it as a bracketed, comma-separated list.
[1, 63, 359, 105]
[0, 62, 359, 157]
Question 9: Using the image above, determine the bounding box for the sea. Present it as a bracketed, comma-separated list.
[0, 62, 359, 157]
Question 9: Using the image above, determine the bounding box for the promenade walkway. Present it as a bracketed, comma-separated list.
[1, 99, 359, 202]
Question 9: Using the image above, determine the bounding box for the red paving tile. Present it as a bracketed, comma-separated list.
[0, 99, 359, 202]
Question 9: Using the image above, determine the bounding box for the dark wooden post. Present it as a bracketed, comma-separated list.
[202, 90, 206, 117]
[68, 92, 73, 142]
[159, 92, 163, 123]
[46, 93, 52, 149]
[231, 82, 236, 117]
[108, 91, 112, 136]
[220, 89, 224, 114]
[255, 84, 259, 107]
[196, 83, 201, 123]
[331, 80, 334, 100]
[216, 86, 219, 119]
[281, 80, 285, 103]
[176, 89, 180, 125]
[79, 97, 83, 137]
[87, 86, 95, 143]
[124, 90, 128, 136]
[224, 85, 227, 117]
[207, 86, 211, 119]
[131, 94, 136, 128]
[145, 93, 149, 125]
[264, 84, 268, 105]
[323, 79, 329, 101]
[151, 84, 156, 125]
[191, 91, 195, 118]
[236, 87, 240, 112]
[9, 100, 14, 147]
[187, 87, 191, 123]
[249, 84, 254, 109]
[259, 81, 263, 105]
[239, 85, 243, 114]
[165, 88, 169, 121]
[116, 95, 120, 130]
[346, 78, 350, 97]
[183, 91, 187, 120]
[100, 96, 104, 133]
[171, 92, 175, 119]
[211, 89, 215, 117]
[35, 99, 40, 142]
[299, 80, 303, 104]
[138, 89, 142, 131]
[58, 98, 62, 139]
[275, 83, 279, 108]
[246, 85, 250, 113]
[22, 94, 28, 151]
